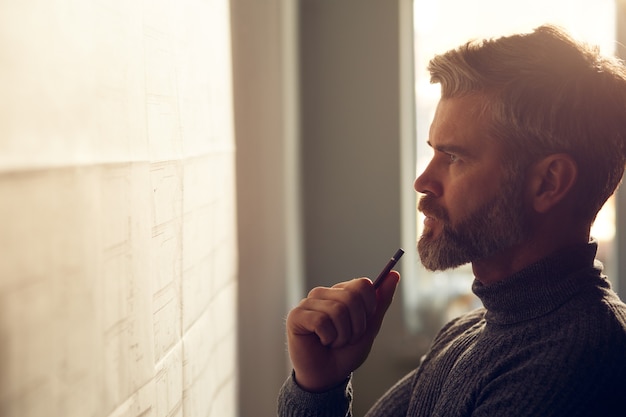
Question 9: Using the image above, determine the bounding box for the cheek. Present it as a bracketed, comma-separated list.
[445, 183, 498, 221]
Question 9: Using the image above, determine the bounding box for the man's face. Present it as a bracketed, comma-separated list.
[414, 95, 528, 271]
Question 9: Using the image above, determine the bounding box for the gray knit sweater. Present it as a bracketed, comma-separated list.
[278, 242, 626, 416]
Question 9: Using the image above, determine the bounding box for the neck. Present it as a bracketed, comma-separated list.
[471, 222, 590, 286]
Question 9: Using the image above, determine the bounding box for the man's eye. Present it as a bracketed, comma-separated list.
[448, 153, 459, 163]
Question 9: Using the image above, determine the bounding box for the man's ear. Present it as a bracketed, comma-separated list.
[527, 154, 578, 213]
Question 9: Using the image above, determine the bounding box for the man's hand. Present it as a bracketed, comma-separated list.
[285, 271, 400, 392]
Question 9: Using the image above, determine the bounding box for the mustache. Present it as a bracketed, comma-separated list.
[418, 195, 449, 222]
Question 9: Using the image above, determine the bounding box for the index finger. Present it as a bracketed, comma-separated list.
[332, 278, 377, 318]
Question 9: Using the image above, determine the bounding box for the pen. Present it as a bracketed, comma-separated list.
[372, 248, 404, 289]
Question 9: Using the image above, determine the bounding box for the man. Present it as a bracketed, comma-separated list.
[278, 25, 626, 416]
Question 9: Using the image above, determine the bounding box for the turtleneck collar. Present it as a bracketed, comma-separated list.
[471, 241, 607, 325]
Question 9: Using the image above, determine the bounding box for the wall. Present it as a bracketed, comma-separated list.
[0, 1, 238, 416]
[299, 1, 420, 415]
[231, 1, 303, 416]
[299, 0, 404, 285]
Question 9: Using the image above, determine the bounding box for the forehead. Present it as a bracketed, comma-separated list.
[429, 94, 499, 154]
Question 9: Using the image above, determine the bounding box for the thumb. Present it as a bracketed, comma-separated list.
[368, 271, 400, 334]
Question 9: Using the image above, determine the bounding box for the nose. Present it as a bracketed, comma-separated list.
[413, 160, 441, 196]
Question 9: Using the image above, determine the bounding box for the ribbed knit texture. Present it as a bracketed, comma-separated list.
[278, 242, 626, 416]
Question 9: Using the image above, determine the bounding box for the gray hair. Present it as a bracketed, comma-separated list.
[428, 24, 626, 222]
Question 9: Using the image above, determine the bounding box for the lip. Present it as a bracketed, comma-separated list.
[423, 215, 437, 229]
[418, 197, 446, 229]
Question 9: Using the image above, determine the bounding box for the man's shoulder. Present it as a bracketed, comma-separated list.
[531, 290, 626, 370]
[432, 307, 486, 344]
[567, 286, 626, 336]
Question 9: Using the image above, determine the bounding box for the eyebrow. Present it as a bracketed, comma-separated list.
[426, 140, 473, 157]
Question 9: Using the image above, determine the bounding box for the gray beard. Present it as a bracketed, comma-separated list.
[417, 181, 528, 271]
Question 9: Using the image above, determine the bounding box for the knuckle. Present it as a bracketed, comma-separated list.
[328, 300, 349, 318]
[311, 311, 332, 330]
[353, 277, 372, 289]
[307, 286, 327, 298]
